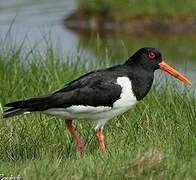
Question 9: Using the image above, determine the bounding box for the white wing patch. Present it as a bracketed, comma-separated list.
[66, 105, 111, 114]
[44, 106, 112, 120]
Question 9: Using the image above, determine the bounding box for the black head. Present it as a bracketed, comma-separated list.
[125, 47, 191, 84]
[126, 47, 162, 71]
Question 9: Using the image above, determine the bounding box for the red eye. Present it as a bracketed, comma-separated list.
[148, 51, 156, 59]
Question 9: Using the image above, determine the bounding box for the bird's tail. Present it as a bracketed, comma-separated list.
[3, 108, 30, 118]
[2, 95, 54, 118]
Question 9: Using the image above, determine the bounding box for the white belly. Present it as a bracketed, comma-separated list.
[44, 77, 137, 129]
[44, 104, 133, 120]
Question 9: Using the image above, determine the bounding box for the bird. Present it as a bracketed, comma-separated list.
[2, 47, 191, 154]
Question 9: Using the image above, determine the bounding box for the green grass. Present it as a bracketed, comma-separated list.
[77, 0, 196, 20]
[0, 47, 196, 180]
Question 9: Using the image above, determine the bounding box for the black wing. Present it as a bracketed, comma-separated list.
[53, 68, 123, 107]
[56, 77, 122, 107]
[3, 70, 122, 118]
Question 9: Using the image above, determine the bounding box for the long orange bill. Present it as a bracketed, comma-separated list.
[159, 61, 191, 84]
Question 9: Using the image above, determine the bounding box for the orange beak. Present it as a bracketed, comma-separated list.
[159, 61, 191, 84]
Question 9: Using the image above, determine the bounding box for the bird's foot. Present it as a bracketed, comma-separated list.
[65, 119, 85, 155]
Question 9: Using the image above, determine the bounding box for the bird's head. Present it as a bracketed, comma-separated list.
[128, 47, 191, 84]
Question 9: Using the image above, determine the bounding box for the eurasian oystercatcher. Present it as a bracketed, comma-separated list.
[2, 47, 191, 153]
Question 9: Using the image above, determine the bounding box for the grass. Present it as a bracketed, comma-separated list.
[77, 0, 196, 20]
[0, 46, 196, 180]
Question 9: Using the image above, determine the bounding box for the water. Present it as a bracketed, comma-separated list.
[0, 0, 77, 54]
[0, 0, 195, 89]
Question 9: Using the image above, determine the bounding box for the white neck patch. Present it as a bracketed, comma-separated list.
[113, 77, 137, 108]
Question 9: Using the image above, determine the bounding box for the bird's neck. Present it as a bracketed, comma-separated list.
[124, 61, 154, 101]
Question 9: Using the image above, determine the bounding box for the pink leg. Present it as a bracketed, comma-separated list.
[65, 120, 85, 154]
[96, 129, 105, 153]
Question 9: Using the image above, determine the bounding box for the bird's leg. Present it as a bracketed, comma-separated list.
[65, 119, 85, 154]
[96, 128, 105, 153]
